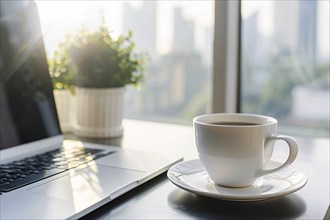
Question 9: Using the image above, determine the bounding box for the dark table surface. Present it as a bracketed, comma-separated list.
[69, 119, 329, 220]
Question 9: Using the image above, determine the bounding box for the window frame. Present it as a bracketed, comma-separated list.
[212, 0, 241, 113]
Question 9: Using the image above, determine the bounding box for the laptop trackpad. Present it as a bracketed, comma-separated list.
[27, 164, 145, 204]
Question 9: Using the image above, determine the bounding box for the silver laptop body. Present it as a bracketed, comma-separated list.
[0, 136, 181, 219]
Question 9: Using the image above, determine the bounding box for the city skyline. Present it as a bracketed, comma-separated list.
[242, 0, 329, 60]
[122, 2, 210, 121]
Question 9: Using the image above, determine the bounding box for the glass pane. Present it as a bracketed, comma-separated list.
[36, 1, 214, 125]
[240, 0, 330, 137]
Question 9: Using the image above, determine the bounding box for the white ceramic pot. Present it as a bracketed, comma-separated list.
[53, 90, 75, 133]
[74, 87, 125, 138]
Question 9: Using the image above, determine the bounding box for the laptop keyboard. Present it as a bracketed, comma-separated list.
[0, 147, 115, 192]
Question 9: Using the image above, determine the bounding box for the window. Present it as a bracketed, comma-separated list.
[213, 0, 329, 138]
[240, 0, 329, 137]
[36, 0, 214, 125]
[37, 0, 329, 137]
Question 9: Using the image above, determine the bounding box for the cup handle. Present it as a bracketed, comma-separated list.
[259, 135, 298, 176]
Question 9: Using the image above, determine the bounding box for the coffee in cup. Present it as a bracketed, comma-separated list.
[193, 113, 298, 187]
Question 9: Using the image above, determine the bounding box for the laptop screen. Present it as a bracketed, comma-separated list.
[0, 1, 61, 150]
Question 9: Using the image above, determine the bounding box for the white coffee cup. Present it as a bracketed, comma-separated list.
[193, 113, 298, 187]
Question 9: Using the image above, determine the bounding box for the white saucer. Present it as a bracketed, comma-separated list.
[167, 159, 307, 201]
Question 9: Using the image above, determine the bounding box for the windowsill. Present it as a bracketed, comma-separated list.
[65, 118, 330, 172]
[65, 119, 198, 160]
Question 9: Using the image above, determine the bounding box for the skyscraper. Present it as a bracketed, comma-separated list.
[298, 0, 317, 56]
[172, 7, 195, 53]
[274, 1, 300, 51]
[274, 0, 318, 56]
[123, 2, 158, 60]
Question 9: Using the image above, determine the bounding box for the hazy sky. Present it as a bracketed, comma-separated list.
[36, 0, 328, 59]
[36, 1, 214, 56]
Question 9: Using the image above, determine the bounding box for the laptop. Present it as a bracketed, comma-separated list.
[0, 1, 182, 219]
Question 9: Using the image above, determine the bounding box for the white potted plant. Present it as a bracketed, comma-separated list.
[65, 20, 146, 138]
[49, 45, 75, 133]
